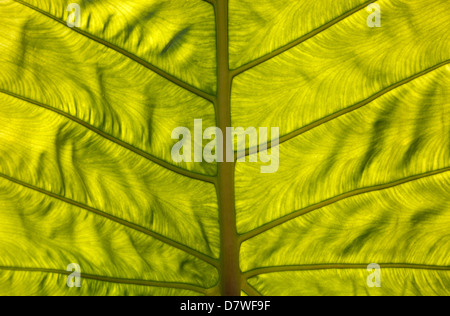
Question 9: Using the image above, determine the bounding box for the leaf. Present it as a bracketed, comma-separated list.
[0, 0, 449, 296]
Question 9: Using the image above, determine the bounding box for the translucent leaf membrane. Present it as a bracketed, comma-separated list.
[1, 0, 449, 296]
[15, 0, 217, 94]
[0, 270, 203, 296]
[0, 0, 216, 176]
[235, 66, 450, 234]
[229, 0, 368, 69]
[0, 176, 219, 289]
[248, 269, 450, 296]
[241, 172, 450, 272]
[231, 0, 450, 140]
[0, 94, 220, 259]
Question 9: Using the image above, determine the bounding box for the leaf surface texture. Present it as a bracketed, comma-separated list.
[0, 0, 449, 295]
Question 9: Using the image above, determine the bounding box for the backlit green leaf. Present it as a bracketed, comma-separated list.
[0, 0, 449, 296]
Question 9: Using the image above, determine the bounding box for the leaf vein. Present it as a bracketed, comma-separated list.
[0, 266, 207, 294]
[244, 263, 450, 279]
[231, 0, 378, 76]
[240, 167, 450, 241]
[0, 89, 216, 184]
[0, 171, 219, 268]
[237, 60, 450, 159]
[12, 0, 215, 103]
[242, 281, 262, 296]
